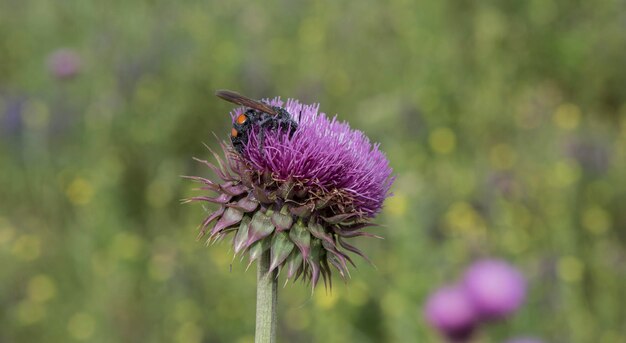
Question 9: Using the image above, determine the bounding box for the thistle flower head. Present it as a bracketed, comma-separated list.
[424, 285, 478, 342]
[424, 259, 528, 341]
[462, 259, 527, 319]
[185, 96, 393, 289]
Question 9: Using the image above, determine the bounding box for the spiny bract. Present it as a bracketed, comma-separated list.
[184, 97, 394, 290]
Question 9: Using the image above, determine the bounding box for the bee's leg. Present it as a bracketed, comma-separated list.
[256, 118, 275, 155]
[256, 117, 271, 126]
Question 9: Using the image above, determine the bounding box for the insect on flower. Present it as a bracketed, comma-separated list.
[185, 92, 394, 290]
[216, 90, 298, 154]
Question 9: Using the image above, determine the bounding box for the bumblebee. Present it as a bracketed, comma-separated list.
[216, 90, 298, 154]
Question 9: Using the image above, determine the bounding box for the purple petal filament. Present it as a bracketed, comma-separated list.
[232, 98, 394, 217]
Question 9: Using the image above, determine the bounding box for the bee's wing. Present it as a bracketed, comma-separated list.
[215, 90, 278, 116]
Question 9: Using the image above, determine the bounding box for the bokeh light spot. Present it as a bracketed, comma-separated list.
[16, 301, 46, 325]
[490, 144, 517, 170]
[11, 234, 41, 261]
[27, 274, 57, 303]
[65, 178, 94, 206]
[558, 256, 584, 282]
[314, 289, 339, 309]
[110, 232, 143, 260]
[385, 192, 408, 217]
[581, 206, 611, 235]
[445, 202, 486, 238]
[67, 312, 96, 340]
[553, 103, 581, 130]
[0, 217, 16, 245]
[429, 128, 456, 155]
[549, 160, 581, 188]
[175, 322, 203, 343]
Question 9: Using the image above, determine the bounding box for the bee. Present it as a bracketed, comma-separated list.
[215, 90, 298, 154]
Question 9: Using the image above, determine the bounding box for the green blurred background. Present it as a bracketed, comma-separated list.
[1, 1, 625, 342]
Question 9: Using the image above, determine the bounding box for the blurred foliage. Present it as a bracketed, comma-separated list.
[1, 0, 625, 342]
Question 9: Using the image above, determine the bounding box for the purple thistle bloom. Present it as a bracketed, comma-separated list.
[424, 285, 478, 342]
[238, 98, 393, 217]
[47, 49, 82, 80]
[185, 94, 394, 289]
[462, 259, 527, 320]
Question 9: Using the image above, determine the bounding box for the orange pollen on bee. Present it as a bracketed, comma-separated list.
[236, 114, 247, 124]
[231, 128, 238, 137]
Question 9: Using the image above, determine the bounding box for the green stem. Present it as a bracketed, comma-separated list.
[255, 249, 277, 343]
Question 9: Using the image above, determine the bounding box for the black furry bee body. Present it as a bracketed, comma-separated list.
[216, 90, 298, 154]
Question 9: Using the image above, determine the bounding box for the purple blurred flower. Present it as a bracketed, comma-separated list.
[424, 285, 478, 342]
[463, 259, 527, 319]
[565, 139, 610, 174]
[488, 171, 520, 199]
[185, 96, 394, 289]
[1, 96, 24, 136]
[505, 337, 543, 343]
[47, 49, 81, 80]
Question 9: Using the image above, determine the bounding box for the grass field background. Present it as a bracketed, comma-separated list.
[1, 1, 625, 342]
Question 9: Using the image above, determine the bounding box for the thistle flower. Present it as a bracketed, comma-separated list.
[185, 97, 393, 289]
[462, 259, 527, 319]
[424, 285, 478, 342]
